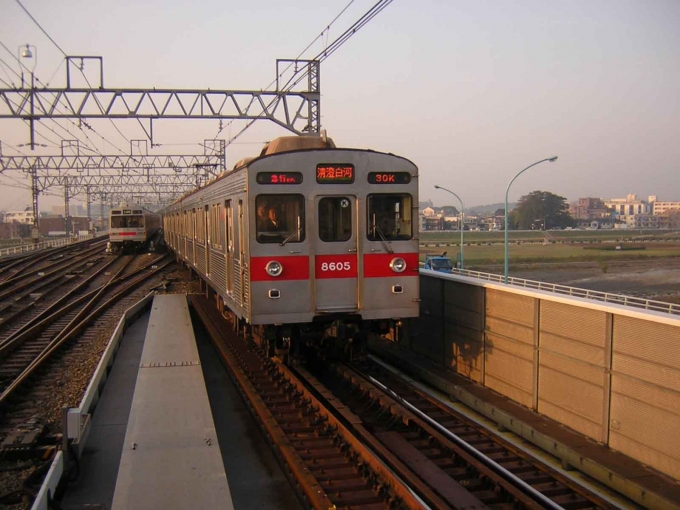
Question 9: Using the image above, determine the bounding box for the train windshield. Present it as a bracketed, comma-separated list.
[367, 194, 413, 241]
[318, 197, 352, 242]
[111, 215, 144, 228]
[256, 194, 305, 243]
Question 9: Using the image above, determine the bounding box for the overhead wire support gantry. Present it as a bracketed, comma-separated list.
[0, 57, 321, 147]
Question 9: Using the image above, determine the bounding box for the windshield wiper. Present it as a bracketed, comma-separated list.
[375, 224, 393, 254]
[280, 216, 302, 246]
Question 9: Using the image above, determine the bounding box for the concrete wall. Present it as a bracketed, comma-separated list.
[418, 270, 680, 480]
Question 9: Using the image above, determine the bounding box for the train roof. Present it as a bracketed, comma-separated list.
[168, 134, 415, 207]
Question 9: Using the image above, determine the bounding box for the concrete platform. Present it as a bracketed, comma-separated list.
[61, 294, 301, 510]
[369, 336, 680, 510]
[111, 294, 233, 509]
[60, 310, 150, 508]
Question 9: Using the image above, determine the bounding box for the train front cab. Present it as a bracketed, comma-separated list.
[248, 150, 419, 358]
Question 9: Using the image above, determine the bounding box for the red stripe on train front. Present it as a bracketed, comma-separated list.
[250, 255, 309, 282]
[315, 254, 358, 279]
[363, 252, 420, 278]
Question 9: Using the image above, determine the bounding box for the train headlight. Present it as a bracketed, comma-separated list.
[390, 257, 407, 273]
[266, 260, 283, 277]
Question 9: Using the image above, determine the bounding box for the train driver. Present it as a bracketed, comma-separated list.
[264, 207, 283, 232]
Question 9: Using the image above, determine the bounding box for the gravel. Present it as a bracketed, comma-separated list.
[0, 259, 194, 509]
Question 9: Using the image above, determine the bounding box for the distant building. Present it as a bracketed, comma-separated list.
[605, 194, 650, 216]
[0, 222, 21, 238]
[574, 197, 608, 220]
[623, 214, 659, 229]
[657, 211, 680, 229]
[38, 216, 90, 236]
[4, 210, 35, 224]
[653, 201, 680, 216]
[588, 219, 614, 229]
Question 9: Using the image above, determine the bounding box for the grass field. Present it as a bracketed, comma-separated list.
[422, 229, 680, 244]
[420, 230, 680, 265]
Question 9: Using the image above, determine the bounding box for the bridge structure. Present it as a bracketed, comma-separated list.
[380, 269, 680, 508]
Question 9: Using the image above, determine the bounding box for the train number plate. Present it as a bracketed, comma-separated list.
[315, 254, 357, 279]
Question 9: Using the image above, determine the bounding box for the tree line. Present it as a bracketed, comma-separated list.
[438, 190, 576, 230]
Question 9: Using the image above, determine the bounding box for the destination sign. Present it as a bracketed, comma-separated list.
[316, 164, 354, 184]
[256, 172, 303, 185]
[367, 172, 411, 184]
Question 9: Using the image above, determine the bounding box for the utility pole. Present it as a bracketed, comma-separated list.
[30, 163, 39, 243]
[63, 177, 71, 236]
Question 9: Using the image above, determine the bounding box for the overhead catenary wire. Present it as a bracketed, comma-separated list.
[0, 61, 101, 155]
[221, 0, 393, 148]
[11, 2, 132, 154]
[0, 40, 124, 156]
[213, 0, 358, 141]
[15, 0, 67, 57]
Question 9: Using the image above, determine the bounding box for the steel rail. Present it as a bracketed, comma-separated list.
[0, 236, 106, 282]
[326, 362, 543, 509]
[0, 240, 105, 287]
[350, 358, 619, 509]
[367, 373, 564, 510]
[0, 254, 166, 358]
[190, 295, 426, 510]
[0, 243, 105, 299]
[291, 364, 479, 510]
[0, 254, 122, 345]
[0, 255, 172, 406]
[0, 255, 105, 329]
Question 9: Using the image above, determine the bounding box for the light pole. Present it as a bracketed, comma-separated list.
[434, 185, 465, 269]
[504, 157, 558, 283]
[19, 44, 37, 151]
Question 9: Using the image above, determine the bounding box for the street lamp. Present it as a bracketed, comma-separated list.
[504, 157, 558, 283]
[18, 44, 37, 89]
[434, 185, 465, 269]
[19, 44, 37, 152]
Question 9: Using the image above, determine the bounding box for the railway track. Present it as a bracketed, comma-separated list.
[0, 253, 176, 508]
[0, 245, 111, 333]
[191, 295, 426, 510]
[0, 253, 172, 411]
[320, 360, 620, 509]
[0, 237, 106, 284]
[192, 295, 623, 510]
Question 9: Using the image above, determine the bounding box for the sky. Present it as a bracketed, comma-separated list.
[0, 0, 679, 212]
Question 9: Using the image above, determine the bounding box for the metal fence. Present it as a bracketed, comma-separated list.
[0, 234, 95, 258]
[447, 268, 680, 316]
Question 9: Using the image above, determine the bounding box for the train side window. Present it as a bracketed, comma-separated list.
[256, 194, 305, 244]
[225, 200, 232, 252]
[318, 197, 352, 242]
[367, 194, 413, 241]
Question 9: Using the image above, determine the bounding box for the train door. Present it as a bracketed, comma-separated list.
[183, 211, 188, 258]
[192, 208, 197, 264]
[204, 205, 210, 276]
[314, 195, 358, 312]
[238, 200, 245, 306]
[226, 200, 233, 294]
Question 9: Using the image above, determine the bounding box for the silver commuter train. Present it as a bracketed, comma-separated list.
[163, 135, 419, 358]
[107, 203, 162, 253]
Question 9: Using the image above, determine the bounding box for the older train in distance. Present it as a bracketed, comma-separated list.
[107, 203, 161, 254]
[163, 135, 419, 359]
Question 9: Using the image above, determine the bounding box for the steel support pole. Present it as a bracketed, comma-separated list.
[30, 164, 39, 243]
[64, 177, 71, 235]
[434, 185, 465, 269]
[504, 157, 558, 283]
